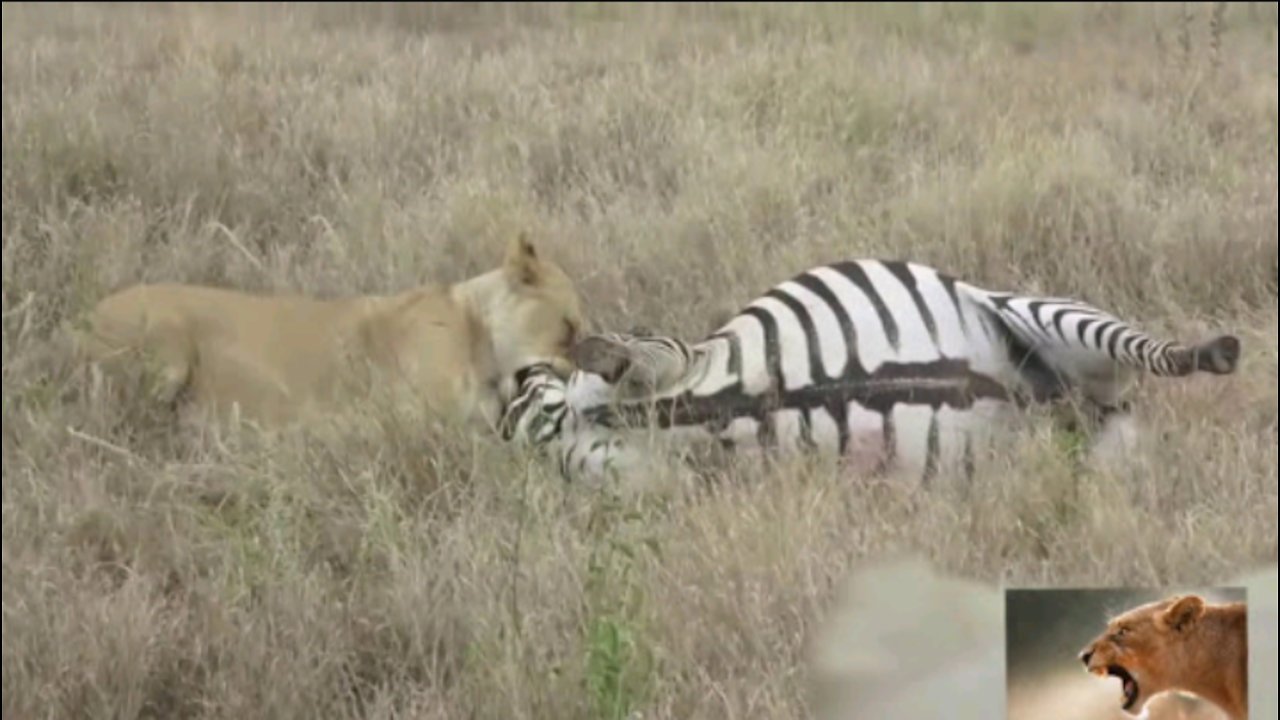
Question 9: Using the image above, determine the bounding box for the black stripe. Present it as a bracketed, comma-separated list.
[1088, 317, 1109, 350]
[709, 331, 742, 379]
[794, 271, 862, 377]
[550, 406, 566, 439]
[989, 293, 1014, 311]
[1151, 342, 1170, 374]
[1047, 305, 1077, 344]
[884, 261, 940, 348]
[983, 305, 1064, 404]
[978, 308, 1008, 355]
[1121, 333, 1142, 362]
[963, 434, 975, 484]
[799, 408, 816, 450]
[1105, 322, 1125, 361]
[1092, 320, 1118, 354]
[922, 410, 940, 486]
[993, 298, 1040, 346]
[765, 286, 830, 384]
[756, 414, 776, 449]
[831, 261, 900, 352]
[1134, 336, 1151, 360]
[878, 412, 897, 475]
[741, 306, 784, 394]
[832, 399, 850, 456]
[938, 273, 970, 337]
[1025, 300, 1057, 341]
[513, 363, 553, 388]
[1075, 316, 1097, 346]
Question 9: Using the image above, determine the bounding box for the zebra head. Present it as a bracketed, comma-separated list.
[568, 329, 696, 401]
[497, 360, 617, 446]
[497, 362, 564, 445]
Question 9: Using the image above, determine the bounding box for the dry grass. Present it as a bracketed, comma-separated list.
[2, 3, 1277, 719]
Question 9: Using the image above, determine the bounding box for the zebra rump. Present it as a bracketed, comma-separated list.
[503, 258, 1241, 486]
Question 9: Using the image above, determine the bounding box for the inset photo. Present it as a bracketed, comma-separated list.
[1005, 586, 1247, 720]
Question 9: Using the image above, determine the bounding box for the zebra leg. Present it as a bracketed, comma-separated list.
[839, 429, 894, 479]
[970, 289, 1243, 385]
[568, 332, 694, 398]
[1043, 395, 1146, 473]
[1085, 406, 1144, 473]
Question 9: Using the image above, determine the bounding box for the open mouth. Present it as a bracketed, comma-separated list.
[1106, 664, 1140, 711]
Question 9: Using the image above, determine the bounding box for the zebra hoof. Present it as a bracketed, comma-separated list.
[1195, 335, 1241, 375]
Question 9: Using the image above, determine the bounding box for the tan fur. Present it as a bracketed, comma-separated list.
[73, 233, 585, 429]
[1079, 594, 1249, 720]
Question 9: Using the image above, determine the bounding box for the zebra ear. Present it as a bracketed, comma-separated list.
[570, 335, 632, 384]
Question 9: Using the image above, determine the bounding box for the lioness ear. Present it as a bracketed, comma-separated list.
[570, 335, 632, 384]
[1160, 595, 1205, 632]
[503, 231, 542, 287]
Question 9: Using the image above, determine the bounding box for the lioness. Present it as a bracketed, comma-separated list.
[1079, 593, 1249, 720]
[75, 232, 586, 429]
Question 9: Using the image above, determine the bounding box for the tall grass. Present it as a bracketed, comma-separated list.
[3, 3, 1276, 718]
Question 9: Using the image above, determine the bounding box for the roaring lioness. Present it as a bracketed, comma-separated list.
[75, 232, 586, 429]
[1079, 593, 1249, 720]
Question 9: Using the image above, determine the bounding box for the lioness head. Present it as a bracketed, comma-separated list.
[482, 231, 585, 388]
[1078, 594, 1207, 716]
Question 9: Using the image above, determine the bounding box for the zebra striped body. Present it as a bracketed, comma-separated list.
[500, 361, 658, 483]
[503, 259, 1240, 485]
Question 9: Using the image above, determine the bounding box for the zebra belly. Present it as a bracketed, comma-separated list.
[885, 401, 1010, 483]
[708, 396, 1013, 482]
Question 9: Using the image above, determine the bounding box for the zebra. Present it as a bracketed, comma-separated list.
[501, 258, 1242, 486]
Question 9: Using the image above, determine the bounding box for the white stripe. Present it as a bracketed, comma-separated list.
[808, 406, 842, 454]
[720, 415, 762, 447]
[843, 401, 885, 439]
[689, 335, 738, 396]
[721, 314, 771, 396]
[773, 409, 807, 453]
[933, 405, 987, 474]
[889, 404, 935, 476]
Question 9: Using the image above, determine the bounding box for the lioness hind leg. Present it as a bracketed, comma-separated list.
[141, 326, 194, 408]
[81, 317, 194, 411]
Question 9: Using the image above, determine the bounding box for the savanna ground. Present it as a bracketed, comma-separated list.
[2, 3, 1277, 719]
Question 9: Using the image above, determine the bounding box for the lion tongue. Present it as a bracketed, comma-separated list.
[1124, 679, 1136, 702]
